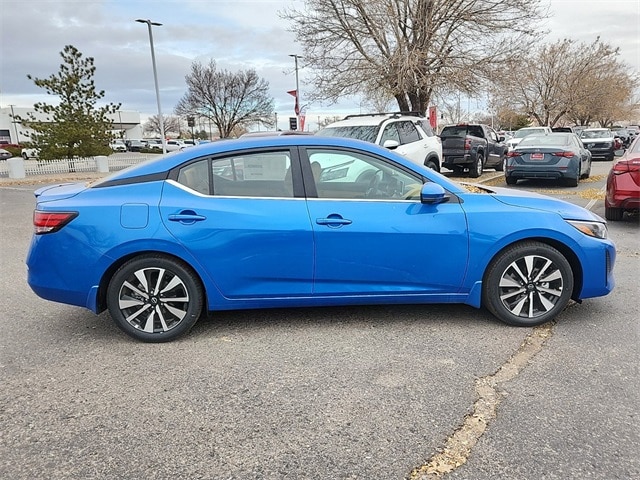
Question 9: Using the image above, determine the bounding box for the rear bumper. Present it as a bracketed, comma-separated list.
[606, 173, 640, 210]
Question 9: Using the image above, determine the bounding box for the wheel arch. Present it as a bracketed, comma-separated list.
[96, 250, 209, 313]
[480, 237, 583, 300]
[424, 153, 441, 171]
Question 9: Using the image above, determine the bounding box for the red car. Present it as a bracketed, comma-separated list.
[605, 135, 640, 220]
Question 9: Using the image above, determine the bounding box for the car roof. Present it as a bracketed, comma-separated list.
[240, 130, 312, 137]
[323, 112, 425, 128]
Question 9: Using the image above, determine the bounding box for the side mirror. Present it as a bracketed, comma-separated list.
[382, 139, 400, 150]
[498, 136, 505, 142]
[420, 182, 449, 205]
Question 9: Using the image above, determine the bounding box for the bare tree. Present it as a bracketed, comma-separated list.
[281, 0, 547, 113]
[493, 38, 637, 127]
[175, 61, 274, 138]
[143, 114, 183, 137]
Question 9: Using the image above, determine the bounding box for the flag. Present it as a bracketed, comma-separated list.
[287, 89, 300, 115]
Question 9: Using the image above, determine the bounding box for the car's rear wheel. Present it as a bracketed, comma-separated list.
[482, 242, 574, 327]
[495, 155, 505, 172]
[107, 254, 204, 342]
[469, 152, 484, 178]
[605, 206, 624, 221]
[564, 176, 579, 187]
[505, 175, 517, 185]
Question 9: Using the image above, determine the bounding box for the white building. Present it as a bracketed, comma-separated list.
[0, 106, 143, 144]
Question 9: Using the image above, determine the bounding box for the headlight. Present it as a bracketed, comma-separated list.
[567, 220, 608, 239]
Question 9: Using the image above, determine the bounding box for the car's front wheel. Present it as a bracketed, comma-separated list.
[482, 242, 574, 327]
[107, 254, 204, 342]
[424, 158, 439, 171]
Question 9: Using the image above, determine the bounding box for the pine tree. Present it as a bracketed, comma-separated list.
[18, 45, 120, 171]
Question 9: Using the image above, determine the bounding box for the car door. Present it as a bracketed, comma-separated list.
[485, 127, 504, 166]
[302, 147, 469, 296]
[159, 149, 315, 299]
[379, 121, 425, 166]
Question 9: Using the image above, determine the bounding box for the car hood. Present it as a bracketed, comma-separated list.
[34, 182, 87, 202]
[467, 184, 604, 222]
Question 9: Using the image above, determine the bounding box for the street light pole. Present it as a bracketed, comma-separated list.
[289, 54, 302, 130]
[8, 104, 20, 144]
[136, 18, 166, 154]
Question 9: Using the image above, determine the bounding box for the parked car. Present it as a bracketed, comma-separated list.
[0, 148, 12, 160]
[145, 139, 164, 151]
[551, 126, 574, 134]
[605, 134, 640, 220]
[26, 136, 615, 342]
[439, 123, 507, 177]
[126, 140, 147, 152]
[21, 147, 40, 159]
[579, 128, 616, 161]
[109, 139, 127, 152]
[316, 112, 442, 171]
[505, 133, 592, 187]
[506, 126, 553, 151]
[166, 139, 187, 152]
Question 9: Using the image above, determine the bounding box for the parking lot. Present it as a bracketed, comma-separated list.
[1, 160, 638, 479]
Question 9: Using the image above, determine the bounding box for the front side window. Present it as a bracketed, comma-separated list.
[307, 148, 423, 201]
[396, 121, 421, 144]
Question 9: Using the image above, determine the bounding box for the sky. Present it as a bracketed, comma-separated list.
[1, 0, 639, 131]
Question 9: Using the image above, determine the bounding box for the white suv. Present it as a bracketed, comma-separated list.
[506, 126, 553, 151]
[317, 112, 443, 171]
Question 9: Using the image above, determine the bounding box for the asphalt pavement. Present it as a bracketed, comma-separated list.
[0, 163, 637, 480]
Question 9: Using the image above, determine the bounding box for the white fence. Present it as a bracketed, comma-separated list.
[0, 153, 156, 178]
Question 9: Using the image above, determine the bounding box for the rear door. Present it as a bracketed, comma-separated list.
[159, 148, 315, 299]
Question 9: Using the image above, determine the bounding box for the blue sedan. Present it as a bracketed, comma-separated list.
[27, 136, 615, 342]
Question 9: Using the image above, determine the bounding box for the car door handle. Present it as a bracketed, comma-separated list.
[316, 215, 352, 227]
[168, 211, 207, 224]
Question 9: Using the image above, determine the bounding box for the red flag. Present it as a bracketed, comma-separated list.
[287, 89, 300, 115]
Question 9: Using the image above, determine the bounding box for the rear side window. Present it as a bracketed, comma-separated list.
[177, 160, 210, 194]
[212, 151, 293, 198]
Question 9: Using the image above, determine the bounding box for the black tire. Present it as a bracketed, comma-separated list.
[495, 155, 505, 172]
[424, 158, 439, 171]
[107, 254, 204, 342]
[605, 206, 624, 221]
[22, 152, 28, 160]
[469, 152, 484, 178]
[564, 176, 579, 187]
[482, 241, 574, 327]
[505, 175, 517, 185]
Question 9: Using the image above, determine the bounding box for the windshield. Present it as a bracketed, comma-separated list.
[513, 128, 547, 139]
[580, 130, 612, 139]
[316, 126, 378, 143]
[519, 135, 569, 147]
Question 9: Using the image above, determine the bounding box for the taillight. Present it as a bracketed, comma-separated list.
[464, 138, 472, 150]
[33, 210, 78, 234]
[552, 151, 574, 158]
[507, 151, 521, 157]
[613, 158, 640, 175]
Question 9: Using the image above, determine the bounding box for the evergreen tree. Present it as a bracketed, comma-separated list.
[18, 45, 120, 171]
